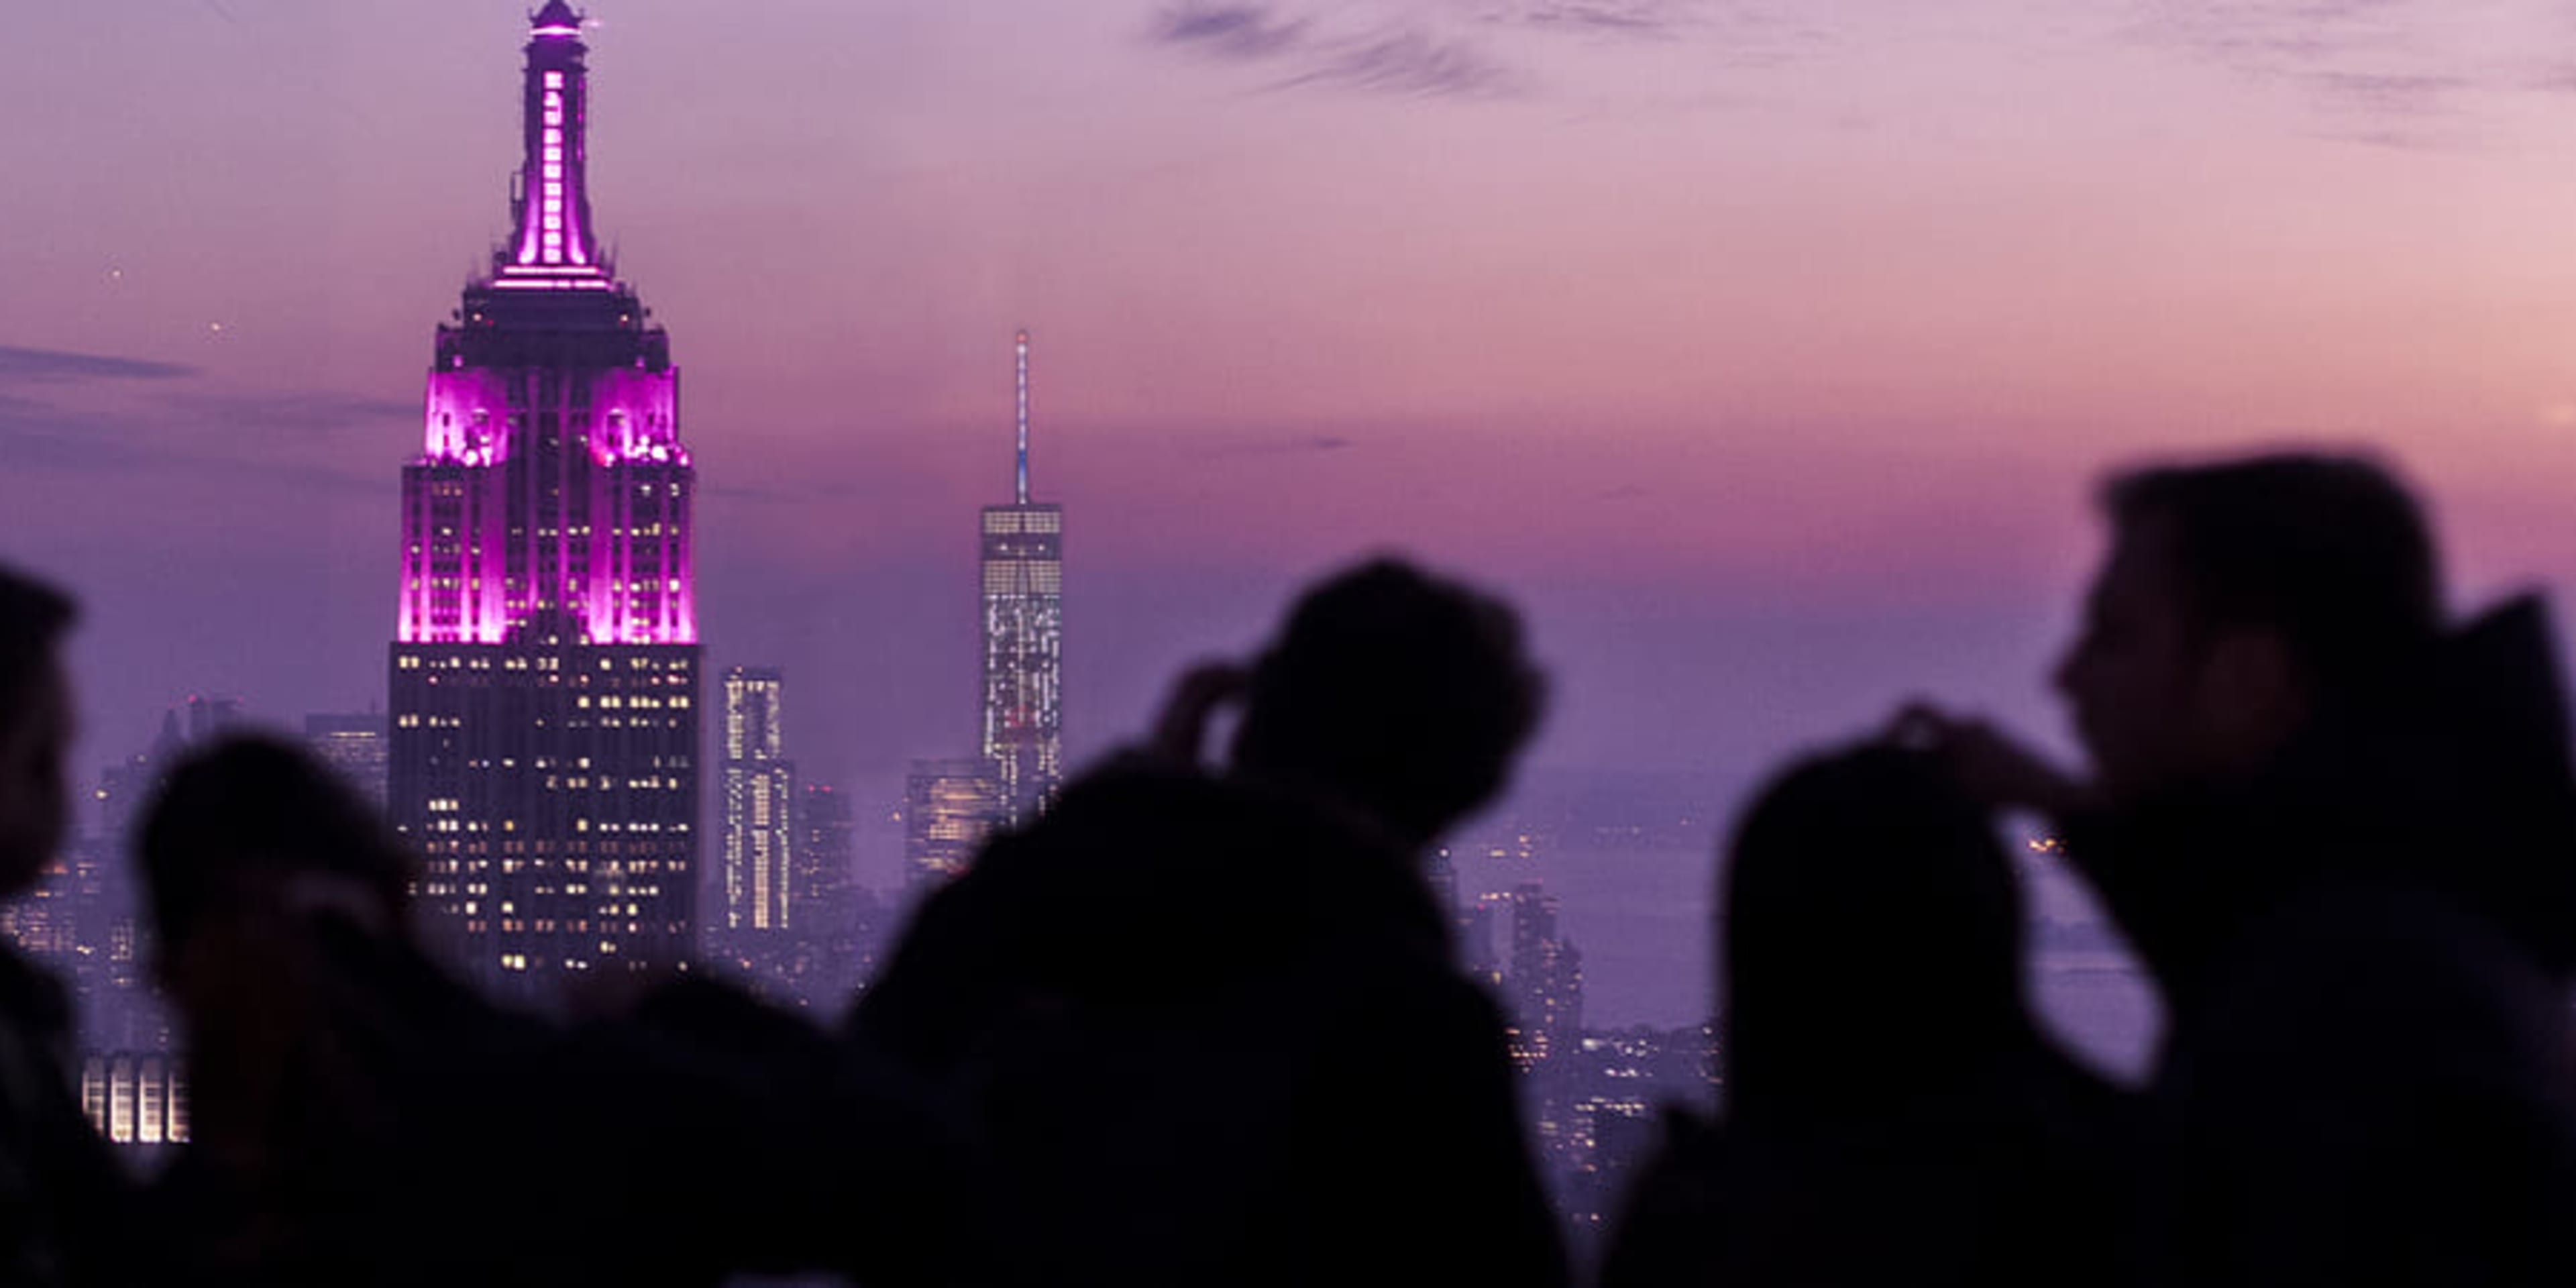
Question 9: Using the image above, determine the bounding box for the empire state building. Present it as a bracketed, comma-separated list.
[388, 3, 700, 1002]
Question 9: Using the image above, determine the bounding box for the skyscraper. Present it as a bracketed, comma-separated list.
[388, 3, 701, 1002]
[979, 331, 1064, 828]
[184, 695, 244, 745]
[1505, 882, 1584, 1071]
[789, 782, 875, 1004]
[794, 781, 855, 930]
[904, 757, 1003, 890]
[720, 667, 795, 941]
[1503, 880, 1585, 1175]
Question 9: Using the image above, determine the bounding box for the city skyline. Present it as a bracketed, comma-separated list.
[9, 3, 2575, 1033]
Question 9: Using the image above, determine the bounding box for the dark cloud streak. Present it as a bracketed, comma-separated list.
[2116, 0, 2531, 149]
[1148, 1, 1528, 99]
[1282, 28, 1526, 97]
[1194, 433, 1358, 458]
[1148, 3, 1311, 58]
[0, 347, 199, 384]
[2307, 69, 2469, 117]
[1479, 0, 1695, 36]
[0, 378, 399, 490]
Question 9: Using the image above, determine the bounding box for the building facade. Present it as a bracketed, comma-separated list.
[305, 712, 390, 805]
[719, 667, 795, 941]
[795, 782, 855, 932]
[1501, 881, 1587, 1179]
[80, 1052, 187, 1153]
[904, 757, 1004, 890]
[388, 2, 701, 1002]
[979, 331, 1064, 828]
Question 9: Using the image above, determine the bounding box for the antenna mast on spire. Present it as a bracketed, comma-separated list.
[1015, 329, 1032, 504]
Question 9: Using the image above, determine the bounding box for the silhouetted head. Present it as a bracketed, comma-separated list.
[1722, 746, 2029, 1113]
[2055, 452, 2441, 804]
[0, 566, 76, 901]
[140, 736, 414, 989]
[1229, 558, 1546, 850]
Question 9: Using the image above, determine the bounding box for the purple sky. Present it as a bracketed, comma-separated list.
[10, 1, 2576, 1024]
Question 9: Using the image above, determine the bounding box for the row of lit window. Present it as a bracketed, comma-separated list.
[980, 510, 1065, 535]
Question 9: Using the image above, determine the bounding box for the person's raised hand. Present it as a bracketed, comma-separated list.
[1886, 700, 2098, 818]
[1148, 659, 1252, 770]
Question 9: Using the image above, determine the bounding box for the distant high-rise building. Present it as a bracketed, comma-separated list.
[720, 667, 796, 941]
[0, 851, 78, 963]
[184, 694, 244, 745]
[796, 781, 855, 926]
[1502, 880, 1585, 1175]
[904, 758, 1003, 890]
[388, 3, 701, 1002]
[787, 782, 876, 1004]
[979, 331, 1064, 829]
[44, 708, 206, 1054]
[304, 712, 390, 805]
[1557, 1024, 1714, 1258]
[95, 712, 183, 851]
[1506, 882, 1584, 1071]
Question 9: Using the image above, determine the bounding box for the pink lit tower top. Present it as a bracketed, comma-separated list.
[398, 0, 693, 649]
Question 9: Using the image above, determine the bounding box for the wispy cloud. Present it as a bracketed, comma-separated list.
[2308, 69, 2469, 117]
[1149, 3, 1312, 58]
[1197, 433, 1359, 458]
[2126, 0, 2406, 68]
[182, 390, 417, 439]
[1148, 1, 1528, 98]
[1474, 0, 1697, 37]
[2116, 0, 2526, 149]
[1288, 28, 1525, 95]
[0, 346, 197, 384]
[0, 358, 398, 492]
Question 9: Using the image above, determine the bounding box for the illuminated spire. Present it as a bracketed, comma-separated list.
[511, 3, 598, 271]
[1014, 329, 1032, 504]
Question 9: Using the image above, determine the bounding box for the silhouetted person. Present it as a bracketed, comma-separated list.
[139, 735, 561, 1286]
[1601, 747, 2133, 1288]
[1900, 452, 2576, 1285]
[855, 557, 1568, 1288]
[0, 566, 133, 1287]
[140, 736, 979, 1287]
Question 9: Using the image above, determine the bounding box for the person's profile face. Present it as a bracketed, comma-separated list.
[0, 659, 72, 899]
[2053, 518, 2210, 803]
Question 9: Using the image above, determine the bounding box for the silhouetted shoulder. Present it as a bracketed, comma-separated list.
[853, 749, 1562, 1287]
[0, 947, 133, 1288]
[2164, 882, 2576, 1286]
[1314, 967, 1569, 1288]
[857, 755, 1445, 1056]
[1605, 1065, 2133, 1288]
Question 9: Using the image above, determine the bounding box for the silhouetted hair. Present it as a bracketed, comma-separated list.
[2103, 452, 2442, 700]
[0, 564, 76, 718]
[140, 736, 413, 955]
[1231, 558, 1545, 845]
[1723, 746, 2027, 1112]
